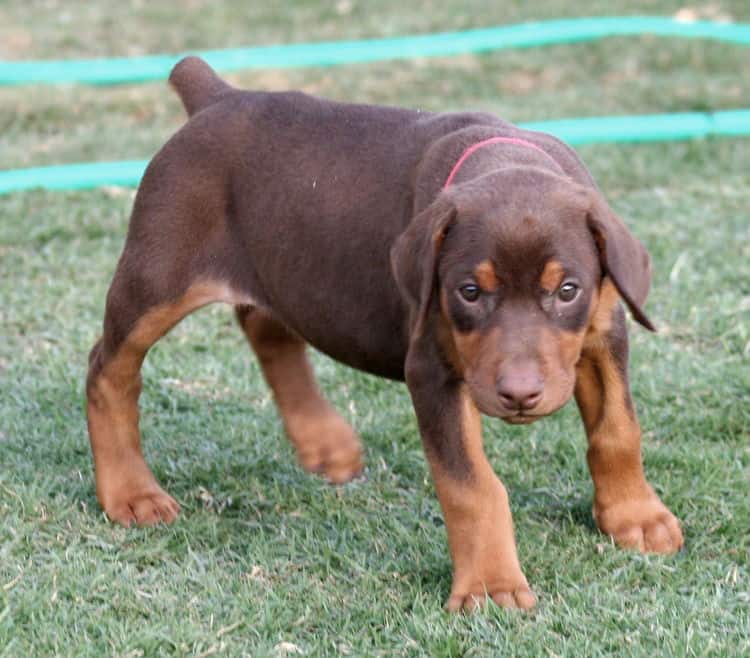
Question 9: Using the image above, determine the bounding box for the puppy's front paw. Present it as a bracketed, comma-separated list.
[445, 563, 536, 612]
[595, 491, 683, 554]
[446, 574, 536, 613]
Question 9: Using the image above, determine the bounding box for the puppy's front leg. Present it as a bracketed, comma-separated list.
[576, 303, 683, 553]
[406, 348, 536, 612]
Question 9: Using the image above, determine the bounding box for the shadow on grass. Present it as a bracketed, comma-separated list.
[512, 487, 599, 536]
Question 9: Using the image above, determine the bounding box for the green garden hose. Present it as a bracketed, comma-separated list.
[3, 110, 748, 195]
[2, 16, 749, 86]
[2, 16, 749, 194]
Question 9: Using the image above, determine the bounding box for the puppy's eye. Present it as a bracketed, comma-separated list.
[557, 282, 580, 303]
[459, 284, 480, 302]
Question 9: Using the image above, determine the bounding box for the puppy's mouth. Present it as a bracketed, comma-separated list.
[473, 396, 547, 423]
[502, 413, 544, 425]
[469, 387, 548, 422]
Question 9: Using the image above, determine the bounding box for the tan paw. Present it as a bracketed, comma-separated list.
[446, 582, 536, 613]
[595, 493, 683, 554]
[98, 463, 181, 528]
[96, 456, 181, 527]
[288, 412, 364, 484]
[445, 563, 536, 613]
[103, 487, 180, 527]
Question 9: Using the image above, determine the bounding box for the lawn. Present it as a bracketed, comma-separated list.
[1, 1, 748, 656]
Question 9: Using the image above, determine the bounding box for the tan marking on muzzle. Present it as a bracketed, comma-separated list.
[533, 325, 586, 412]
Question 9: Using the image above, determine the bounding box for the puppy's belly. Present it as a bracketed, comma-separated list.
[287, 316, 408, 381]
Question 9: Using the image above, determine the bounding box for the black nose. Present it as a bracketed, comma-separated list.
[496, 372, 544, 411]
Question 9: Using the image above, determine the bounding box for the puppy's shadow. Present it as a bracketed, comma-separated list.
[515, 488, 598, 533]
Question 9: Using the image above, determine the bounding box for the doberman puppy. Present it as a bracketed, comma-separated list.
[86, 56, 683, 611]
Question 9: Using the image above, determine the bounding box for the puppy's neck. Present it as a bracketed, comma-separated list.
[444, 136, 560, 189]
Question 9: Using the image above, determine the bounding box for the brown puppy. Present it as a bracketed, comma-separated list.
[86, 57, 683, 611]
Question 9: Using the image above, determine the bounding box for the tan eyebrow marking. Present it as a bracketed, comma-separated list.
[540, 260, 565, 292]
[474, 260, 499, 291]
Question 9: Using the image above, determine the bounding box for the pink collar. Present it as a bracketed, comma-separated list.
[443, 136, 550, 189]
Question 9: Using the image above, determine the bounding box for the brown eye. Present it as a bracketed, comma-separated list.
[459, 283, 480, 302]
[558, 282, 580, 303]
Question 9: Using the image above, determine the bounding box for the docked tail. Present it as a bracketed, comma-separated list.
[168, 56, 235, 117]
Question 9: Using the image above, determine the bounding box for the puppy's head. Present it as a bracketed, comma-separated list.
[392, 166, 653, 423]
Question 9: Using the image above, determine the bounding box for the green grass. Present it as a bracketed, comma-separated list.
[1, 2, 749, 656]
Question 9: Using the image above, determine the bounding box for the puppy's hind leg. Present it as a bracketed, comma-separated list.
[86, 150, 247, 525]
[87, 268, 240, 526]
[236, 307, 364, 483]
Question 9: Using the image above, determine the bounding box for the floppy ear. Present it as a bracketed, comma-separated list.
[587, 195, 655, 331]
[390, 195, 457, 338]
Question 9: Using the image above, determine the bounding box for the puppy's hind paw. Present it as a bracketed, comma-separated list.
[104, 487, 181, 527]
[290, 412, 364, 484]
